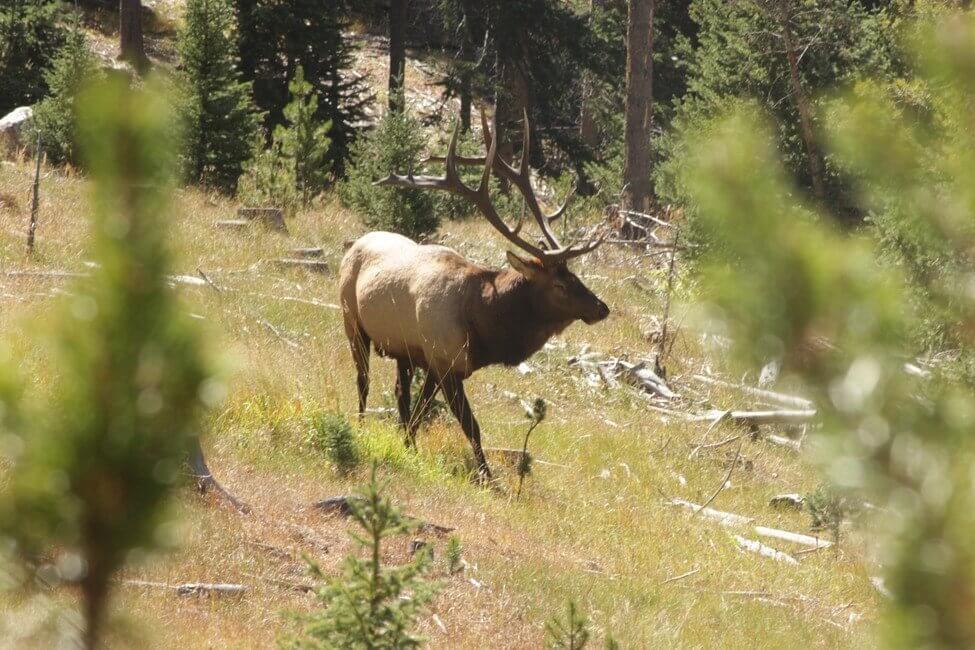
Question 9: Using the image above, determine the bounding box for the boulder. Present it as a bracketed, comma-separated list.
[0, 107, 34, 157]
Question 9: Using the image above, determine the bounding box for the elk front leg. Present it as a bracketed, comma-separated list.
[395, 358, 414, 430]
[440, 373, 491, 480]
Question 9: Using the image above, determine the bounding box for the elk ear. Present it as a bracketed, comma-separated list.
[506, 250, 542, 280]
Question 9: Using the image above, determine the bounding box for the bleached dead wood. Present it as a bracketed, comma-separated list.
[767, 434, 803, 451]
[215, 219, 251, 230]
[238, 207, 287, 232]
[690, 374, 814, 409]
[753, 526, 832, 549]
[620, 361, 677, 399]
[122, 579, 247, 596]
[672, 498, 832, 552]
[769, 493, 805, 510]
[291, 247, 324, 258]
[734, 535, 799, 564]
[691, 408, 817, 426]
[269, 258, 329, 273]
[671, 499, 755, 526]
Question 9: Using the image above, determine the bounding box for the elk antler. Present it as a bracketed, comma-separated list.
[380, 109, 607, 266]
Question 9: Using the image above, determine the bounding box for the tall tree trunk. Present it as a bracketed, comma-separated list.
[622, 0, 654, 216]
[580, 0, 605, 150]
[459, 31, 473, 132]
[119, 0, 147, 72]
[777, 0, 826, 201]
[388, 0, 408, 112]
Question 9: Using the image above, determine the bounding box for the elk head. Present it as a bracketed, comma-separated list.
[377, 109, 610, 325]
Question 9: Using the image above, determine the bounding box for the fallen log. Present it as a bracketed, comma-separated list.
[621, 360, 677, 399]
[734, 535, 799, 565]
[690, 374, 814, 409]
[291, 247, 324, 258]
[753, 525, 832, 549]
[238, 207, 287, 232]
[214, 219, 250, 230]
[768, 493, 805, 510]
[691, 408, 817, 427]
[670, 498, 754, 527]
[269, 258, 329, 273]
[122, 579, 247, 596]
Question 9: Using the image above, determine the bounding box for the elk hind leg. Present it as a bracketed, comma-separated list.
[347, 323, 371, 417]
[440, 374, 491, 481]
[395, 357, 414, 432]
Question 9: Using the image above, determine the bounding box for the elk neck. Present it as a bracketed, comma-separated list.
[466, 267, 572, 371]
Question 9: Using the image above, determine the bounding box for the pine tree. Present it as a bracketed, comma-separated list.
[0, 77, 212, 649]
[234, 0, 369, 175]
[33, 26, 102, 164]
[0, 0, 66, 114]
[289, 465, 437, 649]
[274, 66, 332, 206]
[177, 0, 261, 193]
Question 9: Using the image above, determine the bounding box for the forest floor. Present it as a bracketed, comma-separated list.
[0, 9, 883, 649]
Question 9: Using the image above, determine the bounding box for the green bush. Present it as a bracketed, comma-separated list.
[33, 27, 102, 165]
[238, 66, 331, 213]
[306, 412, 358, 474]
[237, 136, 300, 216]
[288, 465, 437, 649]
[340, 111, 439, 241]
[545, 601, 590, 650]
[176, 0, 261, 192]
[0, 0, 66, 114]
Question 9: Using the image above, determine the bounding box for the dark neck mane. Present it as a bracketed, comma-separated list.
[466, 268, 571, 371]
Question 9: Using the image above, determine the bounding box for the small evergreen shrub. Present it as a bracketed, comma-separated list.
[0, 0, 66, 114]
[545, 600, 590, 649]
[444, 535, 463, 574]
[176, 0, 260, 192]
[306, 412, 359, 474]
[237, 136, 299, 216]
[238, 66, 331, 213]
[33, 27, 102, 165]
[275, 66, 331, 205]
[288, 465, 437, 649]
[340, 110, 439, 241]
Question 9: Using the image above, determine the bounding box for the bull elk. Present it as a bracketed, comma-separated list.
[339, 111, 609, 479]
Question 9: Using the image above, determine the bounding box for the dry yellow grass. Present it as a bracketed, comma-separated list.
[0, 159, 882, 648]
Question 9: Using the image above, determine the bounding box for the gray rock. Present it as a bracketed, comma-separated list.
[0, 106, 34, 156]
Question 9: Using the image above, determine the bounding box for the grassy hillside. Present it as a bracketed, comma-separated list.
[0, 158, 881, 648]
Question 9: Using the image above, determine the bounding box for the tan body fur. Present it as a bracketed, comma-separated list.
[340, 231, 480, 378]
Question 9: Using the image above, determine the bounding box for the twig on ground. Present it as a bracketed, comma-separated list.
[694, 437, 744, 515]
[661, 567, 700, 585]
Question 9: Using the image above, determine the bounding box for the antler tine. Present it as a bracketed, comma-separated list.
[549, 224, 610, 263]
[444, 118, 463, 185]
[478, 111, 499, 194]
[547, 187, 575, 223]
[519, 108, 531, 175]
[512, 203, 526, 235]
